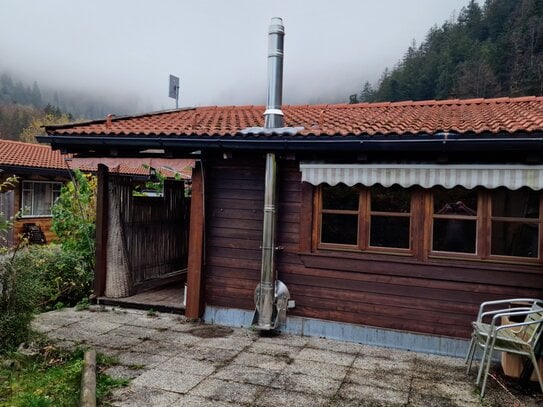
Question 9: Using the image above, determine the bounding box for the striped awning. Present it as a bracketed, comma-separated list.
[299, 163, 543, 190]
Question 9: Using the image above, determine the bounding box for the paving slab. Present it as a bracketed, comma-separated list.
[270, 371, 343, 397]
[159, 356, 216, 376]
[190, 377, 263, 405]
[255, 387, 330, 407]
[171, 394, 240, 407]
[132, 369, 206, 393]
[114, 350, 169, 369]
[213, 364, 278, 386]
[296, 347, 356, 367]
[111, 385, 181, 406]
[284, 358, 349, 380]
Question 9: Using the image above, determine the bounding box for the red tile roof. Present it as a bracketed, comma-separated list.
[46, 96, 543, 137]
[0, 140, 152, 176]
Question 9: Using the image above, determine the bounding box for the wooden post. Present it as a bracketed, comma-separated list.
[185, 161, 205, 318]
[80, 349, 97, 407]
[94, 164, 108, 297]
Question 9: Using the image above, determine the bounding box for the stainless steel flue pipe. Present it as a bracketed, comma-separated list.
[263, 17, 285, 129]
[256, 17, 285, 330]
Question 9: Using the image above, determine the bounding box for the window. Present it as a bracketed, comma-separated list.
[491, 187, 539, 258]
[370, 185, 411, 249]
[21, 181, 62, 217]
[432, 187, 478, 254]
[313, 184, 542, 263]
[318, 184, 412, 252]
[320, 184, 359, 246]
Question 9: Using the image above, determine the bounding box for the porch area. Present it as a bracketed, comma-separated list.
[93, 166, 190, 312]
[97, 281, 185, 313]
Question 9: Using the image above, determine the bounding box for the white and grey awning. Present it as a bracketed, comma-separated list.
[300, 163, 543, 190]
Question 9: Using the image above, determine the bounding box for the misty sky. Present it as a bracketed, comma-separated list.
[1, 0, 474, 112]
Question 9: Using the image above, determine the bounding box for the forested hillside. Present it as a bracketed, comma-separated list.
[352, 0, 543, 103]
[0, 71, 140, 141]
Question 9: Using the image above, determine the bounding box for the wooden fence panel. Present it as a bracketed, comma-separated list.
[107, 176, 189, 295]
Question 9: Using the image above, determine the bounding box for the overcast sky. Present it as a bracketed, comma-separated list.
[1, 0, 473, 111]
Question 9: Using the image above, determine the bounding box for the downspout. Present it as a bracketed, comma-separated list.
[253, 17, 290, 331]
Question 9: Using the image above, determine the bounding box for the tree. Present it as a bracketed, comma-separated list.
[350, 0, 543, 101]
[360, 81, 376, 102]
[19, 112, 72, 143]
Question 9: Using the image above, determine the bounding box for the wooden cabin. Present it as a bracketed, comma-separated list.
[0, 140, 152, 247]
[0, 140, 73, 245]
[41, 97, 543, 356]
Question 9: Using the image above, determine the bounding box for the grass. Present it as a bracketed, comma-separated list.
[0, 343, 128, 407]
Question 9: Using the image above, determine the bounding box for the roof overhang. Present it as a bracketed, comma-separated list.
[37, 132, 543, 157]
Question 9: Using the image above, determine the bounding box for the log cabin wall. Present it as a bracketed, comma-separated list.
[7, 174, 66, 244]
[203, 154, 543, 339]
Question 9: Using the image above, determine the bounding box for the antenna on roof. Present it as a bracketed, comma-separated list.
[168, 74, 180, 109]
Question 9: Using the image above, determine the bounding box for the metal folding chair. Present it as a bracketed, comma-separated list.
[465, 298, 543, 397]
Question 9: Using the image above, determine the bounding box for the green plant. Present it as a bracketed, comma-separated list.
[0, 259, 41, 352]
[51, 169, 96, 271]
[75, 297, 90, 311]
[6, 245, 93, 311]
[146, 308, 157, 317]
[0, 344, 128, 406]
[0, 175, 19, 247]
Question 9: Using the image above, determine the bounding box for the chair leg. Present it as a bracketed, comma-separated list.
[480, 339, 497, 398]
[528, 352, 543, 394]
[466, 337, 477, 374]
[465, 336, 474, 363]
[476, 335, 493, 386]
[476, 346, 488, 385]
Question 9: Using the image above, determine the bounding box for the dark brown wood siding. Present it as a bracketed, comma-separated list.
[203, 156, 543, 339]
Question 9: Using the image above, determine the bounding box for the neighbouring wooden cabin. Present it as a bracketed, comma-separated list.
[0, 140, 74, 245]
[41, 97, 543, 356]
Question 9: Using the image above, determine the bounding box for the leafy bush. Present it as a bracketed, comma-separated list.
[0, 245, 93, 351]
[51, 169, 96, 270]
[10, 245, 93, 310]
[0, 256, 41, 352]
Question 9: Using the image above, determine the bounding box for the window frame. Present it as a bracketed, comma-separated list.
[20, 180, 62, 218]
[311, 184, 543, 265]
[314, 184, 414, 255]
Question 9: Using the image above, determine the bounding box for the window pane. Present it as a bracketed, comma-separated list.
[492, 221, 538, 258]
[433, 219, 476, 253]
[322, 184, 358, 211]
[33, 183, 52, 216]
[492, 187, 539, 218]
[434, 187, 477, 215]
[22, 190, 32, 216]
[370, 216, 410, 248]
[321, 213, 358, 245]
[371, 185, 411, 213]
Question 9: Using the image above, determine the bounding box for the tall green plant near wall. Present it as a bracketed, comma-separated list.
[51, 170, 97, 272]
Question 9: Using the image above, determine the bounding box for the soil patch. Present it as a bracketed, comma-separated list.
[188, 325, 233, 338]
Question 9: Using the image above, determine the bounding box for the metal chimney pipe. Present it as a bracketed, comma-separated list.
[255, 17, 286, 330]
[257, 153, 277, 329]
[263, 17, 285, 129]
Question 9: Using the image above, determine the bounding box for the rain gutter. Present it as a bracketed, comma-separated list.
[37, 133, 543, 154]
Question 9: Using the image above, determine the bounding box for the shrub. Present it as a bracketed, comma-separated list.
[0, 256, 41, 352]
[0, 244, 94, 351]
[51, 170, 96, 270]
[11, 245, 93, 310]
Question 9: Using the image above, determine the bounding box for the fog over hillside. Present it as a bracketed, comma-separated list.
[1, 0, 474, 113]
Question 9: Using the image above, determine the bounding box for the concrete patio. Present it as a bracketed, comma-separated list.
[33, 307, 543, 407]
